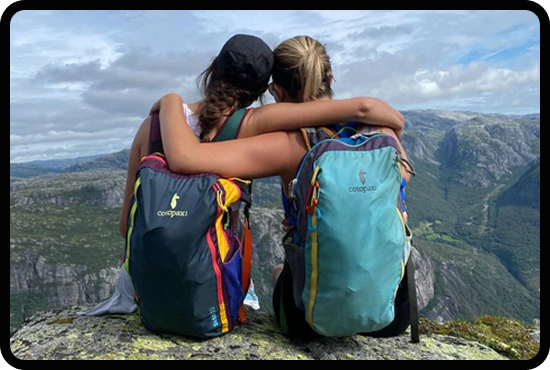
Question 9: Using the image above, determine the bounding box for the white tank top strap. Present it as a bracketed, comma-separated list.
[183, 103, 201, 138]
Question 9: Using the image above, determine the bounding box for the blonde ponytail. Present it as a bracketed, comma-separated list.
[273, 35, 334, 102]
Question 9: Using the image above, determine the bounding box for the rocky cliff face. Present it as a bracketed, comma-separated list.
[9, 307, 509, 360]
[10, 254, 119, 306]
[9, 110, 540, 339]
[10, 245, 121, 334]
[497, 159, 540, 212]
[10, 170, 127, 207]
[437, 116, 540, 188]
[411, 247, 435, 311]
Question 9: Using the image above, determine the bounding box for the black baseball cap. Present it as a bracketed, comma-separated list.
[214, 34, 274, 89]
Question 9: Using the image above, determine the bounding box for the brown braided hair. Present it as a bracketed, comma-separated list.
[196, 58, 267, 142]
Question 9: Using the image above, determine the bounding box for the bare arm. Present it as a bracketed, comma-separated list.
[150, 92, 404, 139]
[158, 94, 306, 178]
[242, 97, 404, 138]
[119, 116, 150, 237]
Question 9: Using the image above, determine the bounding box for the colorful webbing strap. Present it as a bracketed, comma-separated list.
[400, 178, 407, 213]
[238, 216, 253, 324]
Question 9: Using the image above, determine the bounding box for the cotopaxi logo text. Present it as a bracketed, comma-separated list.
[157, 193, 189, 218]
[349, 170, 377, 193]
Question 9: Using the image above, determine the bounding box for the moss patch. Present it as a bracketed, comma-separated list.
[48, 318, 76, 325]
[420, 315, 539, 360]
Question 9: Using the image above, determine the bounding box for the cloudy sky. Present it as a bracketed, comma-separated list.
[9, 8, 542, 163]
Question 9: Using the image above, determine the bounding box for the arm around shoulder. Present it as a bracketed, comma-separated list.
[240, 97, 404, 138]
[356, 97, 405, 135]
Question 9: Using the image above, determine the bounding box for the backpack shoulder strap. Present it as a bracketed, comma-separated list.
[149, 107, 248, 154]
[148, 112, 164, 155]
[149, 107, 247, 153]
[213, 108, 248, 142]
[212, 107, 252, 324]
[300, 126, 337, 150]
[406, 253, 420, 343]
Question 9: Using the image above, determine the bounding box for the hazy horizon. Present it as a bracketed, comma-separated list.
[9, 108, 540, 165]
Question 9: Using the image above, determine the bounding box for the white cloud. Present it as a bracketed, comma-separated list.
[10, 25, 123, 75]
[9, 10, 541, 163]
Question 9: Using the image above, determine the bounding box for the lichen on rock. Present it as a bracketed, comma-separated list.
[9, 306, 511, 361]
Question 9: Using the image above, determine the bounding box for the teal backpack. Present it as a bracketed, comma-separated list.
[284, 126, 419, 341]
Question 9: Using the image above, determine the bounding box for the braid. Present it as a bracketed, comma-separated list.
[197, 58, 266, 141]
[199, 80, 238, 142]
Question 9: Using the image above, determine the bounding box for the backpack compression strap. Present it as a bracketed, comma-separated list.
[238, 202, 253, 324]
[300, 127, 337, 150]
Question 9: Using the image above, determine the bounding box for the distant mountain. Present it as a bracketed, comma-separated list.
[9, 152, 119, 178]
[62, 149, 130, 173]
[10, 163, 61, 178]
[20, 154, 104, 169]
[9, 110, 540, 335]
